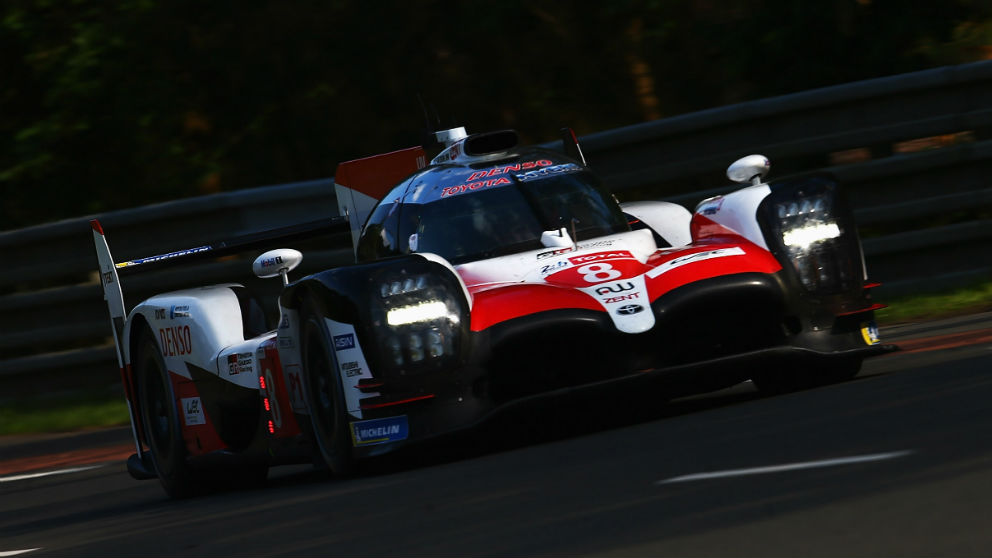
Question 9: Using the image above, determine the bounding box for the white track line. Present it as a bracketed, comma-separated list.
[0, 550, 41, 556]
[0, 465, 103, 483]
[656, 450, 913, 484]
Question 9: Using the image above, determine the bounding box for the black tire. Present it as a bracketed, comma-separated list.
[751, 357, 862, 395]
[135, 327, 198, 498]
[300, 298, 355, 475]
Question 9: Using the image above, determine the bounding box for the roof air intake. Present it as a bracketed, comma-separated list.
[464, 130, 518, 156]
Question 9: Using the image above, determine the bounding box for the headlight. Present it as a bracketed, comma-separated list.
[760, 175, 862, 295]
[387, 301, 458, 326]
[372, 270, 463, 372]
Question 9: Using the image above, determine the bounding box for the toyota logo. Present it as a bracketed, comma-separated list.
[616, 304, 644, 315]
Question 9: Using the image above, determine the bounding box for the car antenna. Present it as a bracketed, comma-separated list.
[560, 127, 588, 166]
[417, 93, 436, 150]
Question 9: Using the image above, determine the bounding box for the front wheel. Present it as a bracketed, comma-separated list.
[135, 327, 199, 498]
[300, 299, 355, 475]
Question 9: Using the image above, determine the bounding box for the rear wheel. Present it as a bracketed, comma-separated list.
[300, 299, 355, 475]
[135, 327, 198, 498]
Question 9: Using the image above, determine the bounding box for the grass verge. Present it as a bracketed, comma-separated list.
[2, 282, 989, 437]
[0, 389, 130, 437]
[875, 280, 992, 326]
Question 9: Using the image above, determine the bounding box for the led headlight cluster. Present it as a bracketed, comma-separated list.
[375, 273, 460, 369]
[761, 177, 862, 295]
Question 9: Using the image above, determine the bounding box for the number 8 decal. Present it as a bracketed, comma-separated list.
[577, 263, 622, 283]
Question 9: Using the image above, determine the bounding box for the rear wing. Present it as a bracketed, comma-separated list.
[334, 146, 427, 251]
[90, 216, 349, 464]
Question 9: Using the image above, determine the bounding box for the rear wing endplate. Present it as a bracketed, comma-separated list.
[334, 146, 427, 252]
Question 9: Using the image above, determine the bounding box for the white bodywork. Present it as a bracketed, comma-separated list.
[620, 200, 693, 246]
[123, 285, 259, 383]
[694, 184, 773, 250]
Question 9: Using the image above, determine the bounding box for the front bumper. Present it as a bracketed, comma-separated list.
[350, 271, 895, 459]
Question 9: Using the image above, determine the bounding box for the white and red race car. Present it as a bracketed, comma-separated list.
[92, 127, 894, 497]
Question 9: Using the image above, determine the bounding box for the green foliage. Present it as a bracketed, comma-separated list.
[2, 0, 991, 230]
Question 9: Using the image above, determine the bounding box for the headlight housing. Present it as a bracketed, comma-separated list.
[369, 266, 466, 373]
[758, 175, 863, 295]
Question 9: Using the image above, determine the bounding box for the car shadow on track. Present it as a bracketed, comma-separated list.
[357, 380, 766, 477]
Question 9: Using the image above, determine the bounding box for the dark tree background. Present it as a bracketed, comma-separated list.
[2, 0, 990, 230]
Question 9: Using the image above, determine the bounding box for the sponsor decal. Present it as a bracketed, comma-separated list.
[539, 239, 618, 260]
[227, 352, 253, 375]
[159, 325, 192, 356]
[351, 415, 409, 446]
[102, 271, 114, 285]
[170, 304, 190, 319]
[616, 304, 644, 315]
[154, 308, 166, 320]
[595, 281, 635, 295]
[261, 255, 283, 268]
[540, 260, 570, 275]
[578, 239, 617, 250]
[116, 246, 211, 268]
[603, 292, 639, 304]
[646, 247, 747, 279]
[466, 161, 551, 182]
[537, 247, 574, 260]
[342, 361, 362, 377]
[333, 333, 355, 351]
[698, 196, 725, 215]
[279, 315, 290, 329]
[440, 160, 556, 197]
[514, 162, 581, 182]
[579, 273, 655, 334]
[861, 321, 880, 345]
[569, 250, 634, 265]
[279, 336, 295, 349]
[440, 177, 511, 197]
[182, 397, 205, 426]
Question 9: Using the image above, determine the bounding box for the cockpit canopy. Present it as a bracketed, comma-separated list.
[357, 151, 629, 265]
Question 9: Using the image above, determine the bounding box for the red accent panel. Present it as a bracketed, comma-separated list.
[643, 243, 782, 299]
[334, 146, 426, 201]
[89, 219, 104, 235]
[837, 303, 887, 316]
[863, 282, 882, 289]
[690, 213, 746, 242]
[470, 284, 601, 331]
[360, 394, 435, 410]
[258, 339, 302, 439]
[170, 372, 227, 456]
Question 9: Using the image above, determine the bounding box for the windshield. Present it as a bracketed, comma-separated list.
[398, 169, 628, 264]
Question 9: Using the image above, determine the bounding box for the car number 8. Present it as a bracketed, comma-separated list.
[578, 263, 622, 283]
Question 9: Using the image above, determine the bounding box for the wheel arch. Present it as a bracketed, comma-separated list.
[124, 313, 155, 446]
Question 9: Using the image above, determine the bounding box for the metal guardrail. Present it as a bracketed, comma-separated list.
[2, 60, 990, 386]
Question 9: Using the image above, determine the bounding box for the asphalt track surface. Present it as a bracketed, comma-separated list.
[2, 313, 991, 557]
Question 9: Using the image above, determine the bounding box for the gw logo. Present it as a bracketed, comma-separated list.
[595, 282, 635, 295]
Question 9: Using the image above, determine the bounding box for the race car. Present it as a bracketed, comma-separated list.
[92, 126, 894, 497]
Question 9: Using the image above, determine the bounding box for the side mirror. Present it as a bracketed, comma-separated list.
[252, 249, 303, 286]
[727, 155, 771, 185]
[540, 227, 574, 248]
